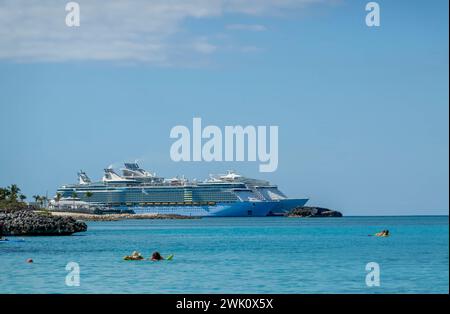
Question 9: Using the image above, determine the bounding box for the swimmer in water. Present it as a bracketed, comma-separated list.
[150, 251, 164, 261]
[371, 230, 390, 237]
[123, 251, 144, 261]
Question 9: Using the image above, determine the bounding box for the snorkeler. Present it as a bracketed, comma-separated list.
[371, 230, 390, 237]
[149, 252, 174, 261]
[150, 251, 164, 261]
[123, 251, 173, 261]
[123, 251, 144, 261]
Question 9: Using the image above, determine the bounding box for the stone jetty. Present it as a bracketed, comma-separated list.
[0, 210, 87, 236]
[50, 212, 200, 221]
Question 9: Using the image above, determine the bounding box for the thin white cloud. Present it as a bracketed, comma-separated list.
[226, 24, 267, 32]
[0, 0, 332, 65]
[192, 38, 218, 54]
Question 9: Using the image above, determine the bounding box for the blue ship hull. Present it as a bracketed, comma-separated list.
[127, 201, 278, 217]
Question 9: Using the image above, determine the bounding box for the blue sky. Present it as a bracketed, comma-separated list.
[0, 0, 448, 215]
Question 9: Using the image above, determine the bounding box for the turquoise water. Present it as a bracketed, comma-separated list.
[0, 216, 448, 294]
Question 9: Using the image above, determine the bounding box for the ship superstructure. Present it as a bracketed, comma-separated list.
[209, 170, 308, 214]
[53, 163, 308, 216]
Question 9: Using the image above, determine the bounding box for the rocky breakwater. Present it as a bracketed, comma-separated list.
[0, 210, 87, 236]
[50, 212, 200, 221]
[288, 206, 343, 217]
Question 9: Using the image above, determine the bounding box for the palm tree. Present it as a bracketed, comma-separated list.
[33, 195, 41, 208]
[0, 188, 10, 201]
[53, 192, 62, 209]
[19, 194, 27, 202]
[84, 191, 94, 210]
[71, 191, 78, 209]
[38, 196, 45, 208]
[41, 196, 48, 208]
[7, 184, 20, 201]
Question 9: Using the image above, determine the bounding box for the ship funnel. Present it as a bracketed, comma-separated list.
[103, 168, 128, 182]
[78, 170, 91, 185]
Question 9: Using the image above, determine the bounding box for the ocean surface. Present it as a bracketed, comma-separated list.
[0, 216, 448, 294]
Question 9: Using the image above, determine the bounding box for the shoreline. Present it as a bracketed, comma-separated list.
[48, 212, 449, 221]
[49, 211, 199, 221]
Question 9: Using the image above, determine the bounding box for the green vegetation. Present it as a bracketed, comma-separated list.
[0, 184, 29, 212]
[32, 194, 47, 208]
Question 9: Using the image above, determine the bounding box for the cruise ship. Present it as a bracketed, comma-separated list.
[52, 163, 308, 217]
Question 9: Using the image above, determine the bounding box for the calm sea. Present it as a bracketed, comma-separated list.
[0, 216, 448, 294]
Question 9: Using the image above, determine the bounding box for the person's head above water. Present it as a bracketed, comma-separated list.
[151, 251, 163, 261]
